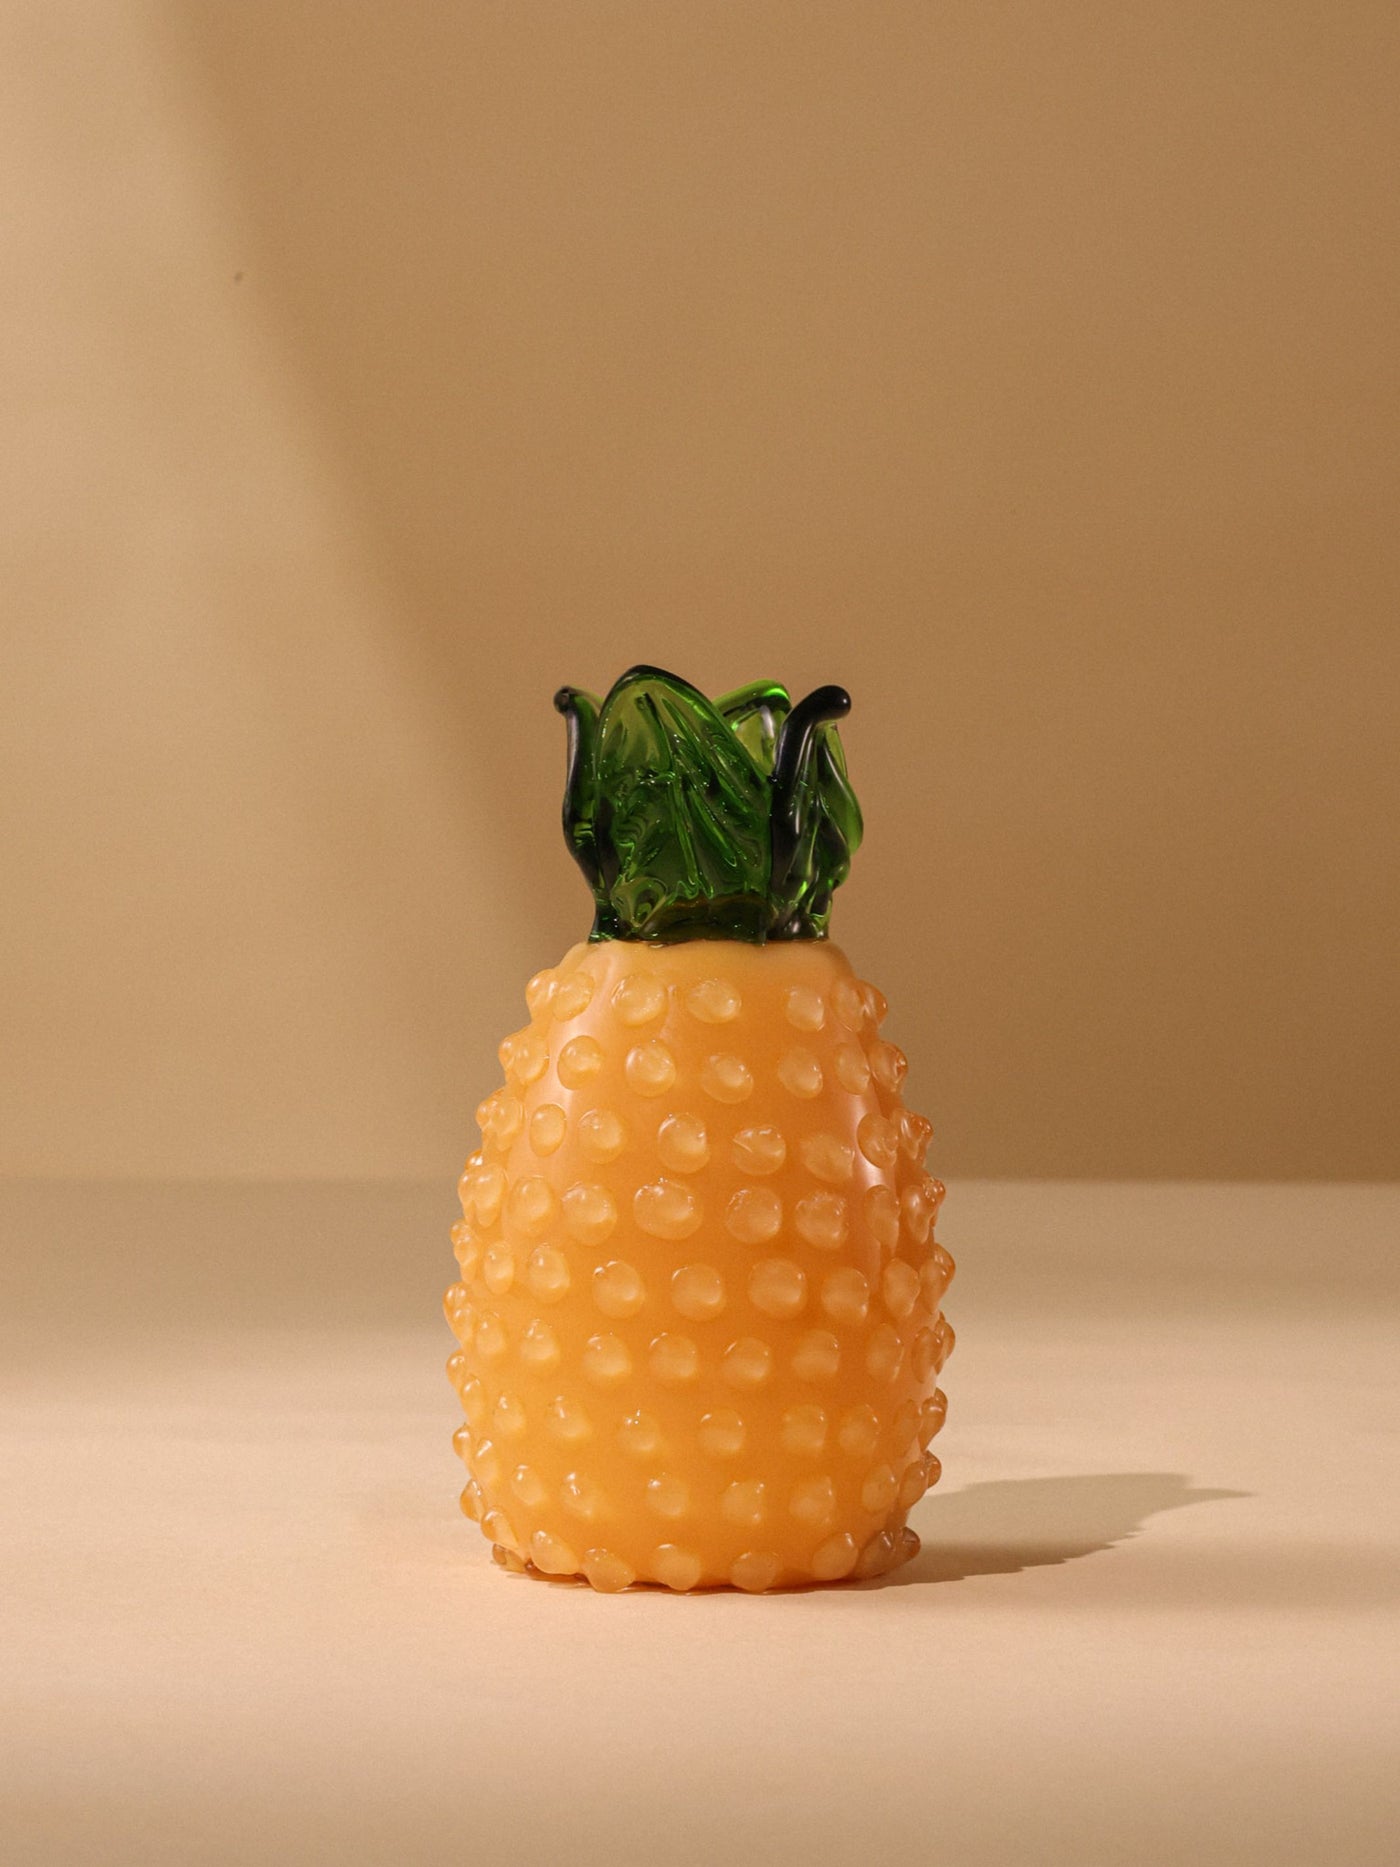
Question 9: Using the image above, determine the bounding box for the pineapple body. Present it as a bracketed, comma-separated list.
[447, 937, 953, 1593]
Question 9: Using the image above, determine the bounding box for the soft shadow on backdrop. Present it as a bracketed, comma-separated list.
[2, 0, 1397, 1179]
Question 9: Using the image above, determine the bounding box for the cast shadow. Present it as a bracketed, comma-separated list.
[876, 1471, 1247, 1589]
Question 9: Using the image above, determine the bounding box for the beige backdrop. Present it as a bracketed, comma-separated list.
[2, 0, 1397, 1181]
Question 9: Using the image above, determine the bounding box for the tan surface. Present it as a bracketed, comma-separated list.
[4, 1179, 1398, 1865]
[3, 2, 1399, 1183]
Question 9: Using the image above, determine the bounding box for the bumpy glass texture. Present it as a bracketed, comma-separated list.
[554, 666, 863, 944]
[447, 938, 954, 1593]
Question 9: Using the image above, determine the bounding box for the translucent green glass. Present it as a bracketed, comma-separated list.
[553, 665, 863, 944]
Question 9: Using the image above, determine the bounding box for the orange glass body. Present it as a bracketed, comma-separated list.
[447, 936, 952, 1592]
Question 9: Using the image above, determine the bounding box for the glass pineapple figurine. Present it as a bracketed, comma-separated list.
[446, 666, 953, 1591]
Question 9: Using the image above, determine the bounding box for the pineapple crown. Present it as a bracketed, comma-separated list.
[553, 665, 863, 944]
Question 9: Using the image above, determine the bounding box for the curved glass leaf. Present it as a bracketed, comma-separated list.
[769, 686, 864, 939]
[715, 680, 791, 776]
[553, 665, 862, 943]
[553, 686, 613, 934]
[592, 668, 773, 941]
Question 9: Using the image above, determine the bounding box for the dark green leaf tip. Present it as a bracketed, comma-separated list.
[555, 665, 863, 944]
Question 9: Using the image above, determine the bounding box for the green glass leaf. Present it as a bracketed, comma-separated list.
[715, 681, 791, 776]
[553, 665, 862, 943]
[769, 686, 864, 940]
[591, 667, 773, 942]
[553, 686, 614, 935]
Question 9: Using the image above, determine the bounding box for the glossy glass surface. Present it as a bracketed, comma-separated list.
[554, 666, 863, 943]
[448, 938, 954, 1592]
